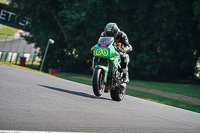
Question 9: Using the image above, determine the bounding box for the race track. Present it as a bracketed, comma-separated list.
[0, 65, 200, 133]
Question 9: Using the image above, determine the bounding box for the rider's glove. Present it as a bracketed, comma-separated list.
[119, 47, 126, 53]
[91, 46, 95, 51]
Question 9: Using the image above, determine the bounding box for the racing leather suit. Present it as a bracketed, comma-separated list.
[101, 30, 132, 82]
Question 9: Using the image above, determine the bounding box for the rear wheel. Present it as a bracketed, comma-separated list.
[110, 86, 126, 101]
[92, 68, 105, 96]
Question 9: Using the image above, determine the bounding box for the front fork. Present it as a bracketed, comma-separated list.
[95, 65, 108, 82]
[93, 58, 109, 83]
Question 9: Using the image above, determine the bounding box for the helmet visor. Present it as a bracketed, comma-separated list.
[105, 31, 114, 37]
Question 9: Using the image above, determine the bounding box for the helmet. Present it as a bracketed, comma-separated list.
[104, 23, 119, 38]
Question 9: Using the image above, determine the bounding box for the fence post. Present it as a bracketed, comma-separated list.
[31, 51, 36, 66]
[15, 38, 22, 64]
[0, 36, 8, 60]
[9, 52, 13, 63]
[6, 38, 14, 63]
[4, 52, 8, 62]
[15, 53, 19, 64]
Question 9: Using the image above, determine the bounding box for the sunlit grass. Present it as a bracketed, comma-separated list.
[0, 0, 6, 4]
[0, 25, 18, 40]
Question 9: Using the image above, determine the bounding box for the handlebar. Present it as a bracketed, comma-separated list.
[114, 44, 126, 53]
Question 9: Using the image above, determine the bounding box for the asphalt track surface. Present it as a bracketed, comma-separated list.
[0, 65, 200, 133]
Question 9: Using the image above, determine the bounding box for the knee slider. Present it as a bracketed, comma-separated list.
[124, 54, 129, 64]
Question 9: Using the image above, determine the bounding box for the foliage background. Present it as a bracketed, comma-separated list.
[9, 0, 200, 81]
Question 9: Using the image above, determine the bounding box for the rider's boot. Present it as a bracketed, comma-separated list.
[122, 68, 129, 83]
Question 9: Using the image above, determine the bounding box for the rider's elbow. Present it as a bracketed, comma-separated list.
[125, 45, 132, 53]
[129, 45, 133, 52]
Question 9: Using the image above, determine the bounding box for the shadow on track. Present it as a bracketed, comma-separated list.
[38, 85, 111, 100]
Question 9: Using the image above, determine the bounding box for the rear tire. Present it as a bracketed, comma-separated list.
[92, 68, 104, 96]
[110, 86, 126, 101]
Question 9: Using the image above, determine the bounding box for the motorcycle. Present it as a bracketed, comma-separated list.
[91, 37, 129, 101]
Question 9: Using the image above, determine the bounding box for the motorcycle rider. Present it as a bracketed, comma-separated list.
[97, 22, 132, 83]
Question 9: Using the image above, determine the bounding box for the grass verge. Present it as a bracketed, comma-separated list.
[129, 80, 200, 99]
[0, 61, 48, 76]
[126, 89, 200, 113]
[0, 0, 6, 4]
[0, 26, 18, 40]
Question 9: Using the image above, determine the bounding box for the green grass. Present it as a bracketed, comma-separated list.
[0, 61, 40, 72]
[25, 62, 40, 70]
[126, 89, 200, 113]
[1, 60, 40, 70]
[0, 25, 18, 35]
[0, 0, 18, 41]
[129, 80, 200, 99]
[0, 26, 18, 40]
[0, 0, 6, 4]
[0, 61, 56, 78]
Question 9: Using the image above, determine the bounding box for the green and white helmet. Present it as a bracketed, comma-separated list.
[104, 23, 119, 38]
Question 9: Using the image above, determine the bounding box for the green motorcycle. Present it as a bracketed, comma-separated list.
[92, 37, 129, 101]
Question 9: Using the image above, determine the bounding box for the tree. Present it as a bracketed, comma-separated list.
[131, 0, 200, 80]
[9, 0, 200, 81]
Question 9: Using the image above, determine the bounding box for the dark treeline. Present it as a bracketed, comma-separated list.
[9, 0, 200, 81]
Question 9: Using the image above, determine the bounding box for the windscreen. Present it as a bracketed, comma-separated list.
[98, 37, 114, 47]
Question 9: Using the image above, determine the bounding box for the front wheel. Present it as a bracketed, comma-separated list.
[110, 86, 126, 101]
[92, 68, 105, 96]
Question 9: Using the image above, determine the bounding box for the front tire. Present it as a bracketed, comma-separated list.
[92, 68, 105, 96]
